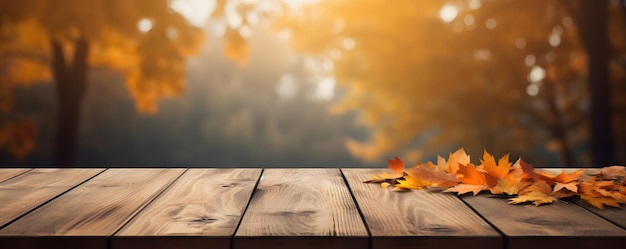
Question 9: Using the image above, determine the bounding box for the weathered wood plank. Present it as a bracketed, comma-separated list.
[342, 169, 502, 249]
[0, 168, 185, 249]
[234, 168, 368, 249]
[0, 168, 32, 183]
[461, 194, 626, 249]
[576, 203, 626, 230]
[0, 168, 104, 228]
[539, 168, 626, 229]
[113, 168, 262, 249]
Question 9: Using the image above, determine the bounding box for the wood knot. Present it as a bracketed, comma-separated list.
[273, 210, 317, 217]
[190, 216, 218, 224]
[422, 226, 456, 233]
[523, 217, 569, 226]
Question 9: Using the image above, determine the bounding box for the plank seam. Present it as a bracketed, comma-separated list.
[340, 168, 372, 249]
[230, 168, 264, 249]
[570, 199, 626, 231]
[456, 195, 508, 249]
[0, 168, 108, 231]
[108, 168, 190, 243]
[0, 168, 34, 184]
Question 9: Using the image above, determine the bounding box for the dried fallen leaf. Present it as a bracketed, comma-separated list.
[364, 148, 626, 209]
[387, 156, 405, 175]
[444, 184, 488, 196]
[508, 181, 556, 206]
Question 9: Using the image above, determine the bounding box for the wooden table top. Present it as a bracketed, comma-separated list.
[0, 168, 624, 249]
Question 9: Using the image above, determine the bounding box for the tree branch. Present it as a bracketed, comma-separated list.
[0, 49, 50, 65]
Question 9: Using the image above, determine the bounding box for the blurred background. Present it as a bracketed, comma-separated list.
[0, 0, 624, 168]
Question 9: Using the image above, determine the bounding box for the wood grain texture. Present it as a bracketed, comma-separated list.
[0, 168, 185, 249]
[234, 168, 368, 249]
[540, 168, 626, 229]
[0, 168, 32, 183]
[0, 168, 104, 227]
[575, 205, 626, 230]
[113, 168, 262, 249]
[461, 194, 626, 249]
[342, 169, 501, 249]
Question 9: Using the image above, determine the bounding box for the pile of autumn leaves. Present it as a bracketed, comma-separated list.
[365, 149, 626, 209]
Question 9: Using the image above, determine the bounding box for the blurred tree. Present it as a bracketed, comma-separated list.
[0, 0, 204, 166]
[566, 0, 619, 166]
[277, 0, 625, 166]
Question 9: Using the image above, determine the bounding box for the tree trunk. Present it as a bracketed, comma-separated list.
[578, 1, 614, 166]
[51, 38, 89, 167]
[543, 82, 574, 166]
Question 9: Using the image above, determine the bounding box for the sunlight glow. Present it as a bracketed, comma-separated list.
[283, 0, 319, 12]
[277, 74, 298, 99]
[439, 5, 459, 23]
[239, 26, 252, 38]
[528, 66, 546, 83]
[545, 51, 556, 62]
[526, 84, 539, 96]
[549, 34, 561, 47]
[463, 14, 475, 26]
[137, 18, 153, 32]
[525, 54, 536, 66]
[473, 49, 491, 61]
[485, 18, 497, 29]
[342, 38, 355, 50]
[170, 0, 215, 26]
[468, 0, 482, 10]
[312, 77, 336, 101]
[225, 2, 243, 28]
[515, 38, 526, 49]
[549, 26, 562, 47]
[562, 17, 573, 28]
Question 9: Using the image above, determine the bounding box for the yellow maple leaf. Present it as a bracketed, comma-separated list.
[490, 176, 529, 195]
[446, 148, 470, 175]
[553, 182, 578, 193]
[580, 195, 621, 209]
[509, 181, 556, 206]
[508, 193, 556, 206]
[444, 184, 488, 196]
[380, 182, 391, 189]
[490, 159, 531, 195]
[480, 150, 511, 182]
[396, 163, 458, 189]
[535, 169, 584, 183]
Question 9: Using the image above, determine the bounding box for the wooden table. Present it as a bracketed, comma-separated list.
[0, 168, 624, 249]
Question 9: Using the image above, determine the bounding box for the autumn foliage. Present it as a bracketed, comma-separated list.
[366, 149, 626, 209]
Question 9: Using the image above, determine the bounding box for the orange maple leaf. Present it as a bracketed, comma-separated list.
[480, 150, 511, 181]
[581, 195, 621, 209]
[535, 169, 584, 183]
[509, 181, 556, 206]
[365, 150, 625, 209]
[387, 156, 405, 175]
[490, 158, 531, 195]
[456, 163, 487, 185]
[445, 148, 471, 175]
[517, 157, 538, 179]
[396, 163, 458, 190]
[490, 175, 529, 195]
[444, 183, 488, 196]
[578, 177, 624, 209]
[553, 182, 578, 193]
[445, 163, 489, 195]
